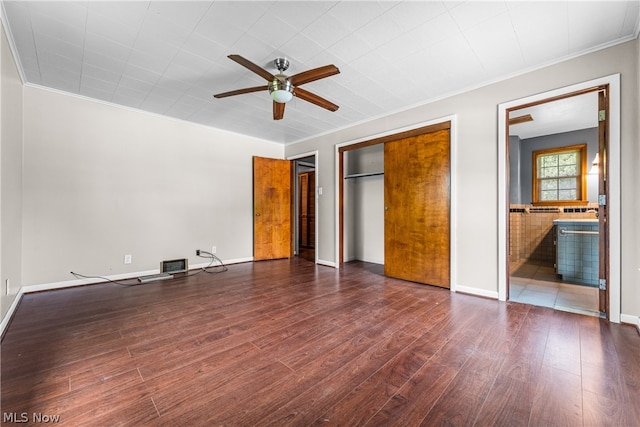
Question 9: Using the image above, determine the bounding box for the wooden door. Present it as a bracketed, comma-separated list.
[384, 129, 450, 288]
[298, 171, 315, 248]
[253, 156, 293, 261]
[597, 88, 609, 315]
[308, 172, 316, 248]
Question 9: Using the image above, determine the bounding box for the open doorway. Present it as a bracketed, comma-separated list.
[503, 84, 612, 319]
[499, 76, 621, 322]
[292, 154, 317, 263]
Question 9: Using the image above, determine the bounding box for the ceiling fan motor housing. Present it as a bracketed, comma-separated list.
[274, 58, 290, 72]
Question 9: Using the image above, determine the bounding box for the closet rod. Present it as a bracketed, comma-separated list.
[344, 172, 384, 180]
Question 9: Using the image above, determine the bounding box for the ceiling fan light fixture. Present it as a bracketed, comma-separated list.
[214, 55, 340, 119]
[269, 78, 294, 103]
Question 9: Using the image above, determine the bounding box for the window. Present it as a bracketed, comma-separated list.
[533, 144, 587, 205]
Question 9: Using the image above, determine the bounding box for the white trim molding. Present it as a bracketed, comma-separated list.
[317, 259, 337, 268]
[0, 291, 24, 336]
[455, 285, 499, 300]
[620, 314, 640, 332]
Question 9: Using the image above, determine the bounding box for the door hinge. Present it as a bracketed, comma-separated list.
[599, 279, 607, 291]
[598, 194, 607, 206]
[598, 110, 606, 122]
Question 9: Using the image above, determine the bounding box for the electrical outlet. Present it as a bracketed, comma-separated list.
[211, 246, 217, 254]
[124, 254, 132, 264]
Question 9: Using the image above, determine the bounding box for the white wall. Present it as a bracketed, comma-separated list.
[286, 39, 639, 319]
[0, 20, 23, 320]
[21, 87, 283, 286]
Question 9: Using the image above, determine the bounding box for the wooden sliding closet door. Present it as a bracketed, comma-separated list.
[384, 128, 450, 288]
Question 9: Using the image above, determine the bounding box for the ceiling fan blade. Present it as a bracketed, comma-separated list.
[228, 54, 275, 81]
[213, 85, 266, 99]
[273, 101, 285, 120]
[289, 64, 340, 86]
[294, 88, 339, 112]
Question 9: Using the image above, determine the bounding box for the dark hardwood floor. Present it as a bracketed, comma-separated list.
[2, 258, 639, 426]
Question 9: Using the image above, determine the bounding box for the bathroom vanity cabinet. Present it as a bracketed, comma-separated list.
[553, 219, 599, 286]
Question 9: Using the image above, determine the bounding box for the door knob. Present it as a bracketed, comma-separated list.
[255, 212, 261, 217]
[384, 206, 389, 211]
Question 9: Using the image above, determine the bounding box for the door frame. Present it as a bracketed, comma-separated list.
[497, 74, 621, 323]
[334, 115, 458, 292]
[288, 150, 319, 265]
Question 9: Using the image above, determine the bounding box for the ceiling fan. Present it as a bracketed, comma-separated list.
[213, 54, 340, 120]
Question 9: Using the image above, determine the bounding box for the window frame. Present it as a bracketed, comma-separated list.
[532, 144, 588, 206]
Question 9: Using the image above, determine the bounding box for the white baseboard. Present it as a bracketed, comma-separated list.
[24, 269, 159, 293]
[191, 256, 252, 270]
[342, 256, 383, 265]
[620, 313, 640, 331]
[454, 285, 499, 299]
[358, 257, 384, 265]
[1, 289, 24, 337]
[317, 259, 336, 268]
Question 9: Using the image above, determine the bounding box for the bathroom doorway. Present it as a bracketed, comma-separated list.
[505, 87, 609, 318]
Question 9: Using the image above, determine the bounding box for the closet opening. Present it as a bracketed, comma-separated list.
[337, 121, 452, 290]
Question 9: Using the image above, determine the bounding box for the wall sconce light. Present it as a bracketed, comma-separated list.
[589, 153, 599, 174]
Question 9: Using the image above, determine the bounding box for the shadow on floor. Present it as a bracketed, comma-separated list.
[297, 247, 315, 262]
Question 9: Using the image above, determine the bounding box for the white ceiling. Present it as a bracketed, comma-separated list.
[2, 1, 639, 144]
[509, 91, 599, 140]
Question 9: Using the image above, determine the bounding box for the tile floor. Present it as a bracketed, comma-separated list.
[509, 260, 601, 317]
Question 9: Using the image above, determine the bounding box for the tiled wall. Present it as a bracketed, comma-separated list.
[509, 204, 598, 264]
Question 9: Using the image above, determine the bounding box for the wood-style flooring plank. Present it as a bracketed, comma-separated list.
[309, 298, 457, 426]
[472, 373, 536, 427]
[529, 364, 583, 426]
[252, 311, 425, 426]
[542, 310, 583, 375]
[2, 258, 639, 426]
